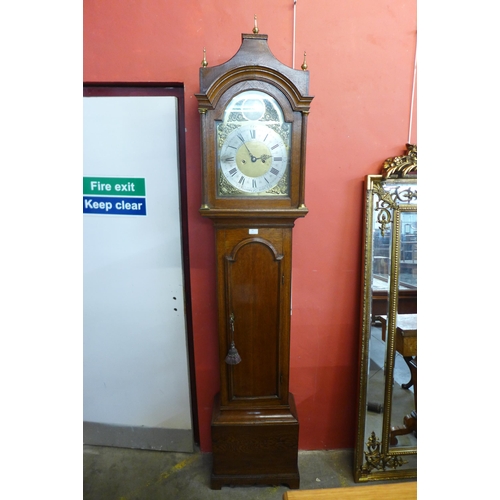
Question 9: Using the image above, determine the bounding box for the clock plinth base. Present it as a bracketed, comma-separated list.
[211, 472, 299, 491]
[210, 393, 300, 490]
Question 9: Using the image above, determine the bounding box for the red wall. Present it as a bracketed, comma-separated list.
[84, 0, 417, 452]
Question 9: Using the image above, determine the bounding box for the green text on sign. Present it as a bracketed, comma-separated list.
[83, 177, 146, 197]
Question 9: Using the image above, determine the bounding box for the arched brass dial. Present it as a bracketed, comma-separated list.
[216, 90, 290, 196]
[220, 124, 288, 194]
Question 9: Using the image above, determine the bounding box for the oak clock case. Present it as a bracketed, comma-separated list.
[196, 30, 313, 490]
[354, 145, 417, 483]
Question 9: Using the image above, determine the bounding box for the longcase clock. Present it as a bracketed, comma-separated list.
[196, 23, 313, 490]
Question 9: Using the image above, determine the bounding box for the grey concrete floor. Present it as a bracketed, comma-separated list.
[83, 445, 360, 499]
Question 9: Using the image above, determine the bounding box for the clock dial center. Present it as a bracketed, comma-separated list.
[236, 140, 272, 177]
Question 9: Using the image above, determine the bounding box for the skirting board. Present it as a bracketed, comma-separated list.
[83, 421, 194, 453]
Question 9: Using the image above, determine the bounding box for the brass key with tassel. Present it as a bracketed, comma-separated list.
[224, 313, 241, 365]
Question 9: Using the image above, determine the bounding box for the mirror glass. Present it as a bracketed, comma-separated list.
[354, 146, 417, 482]
[389, 210, 417, 450]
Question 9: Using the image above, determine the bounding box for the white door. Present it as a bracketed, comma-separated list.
[83, 94, 193, 452]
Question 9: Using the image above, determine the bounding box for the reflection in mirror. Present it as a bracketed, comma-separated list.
[363, 206, 393, 452]
[389, 210, 417, 449]
[354, 145, 417, 482]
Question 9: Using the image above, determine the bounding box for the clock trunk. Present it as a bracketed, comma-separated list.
[211, 222, 299, 489]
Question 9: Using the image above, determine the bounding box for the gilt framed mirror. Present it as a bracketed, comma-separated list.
[354, 145, 417, 482]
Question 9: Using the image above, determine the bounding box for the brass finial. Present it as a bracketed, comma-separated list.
[253, 14, 259, 34]
[201, 47, 208, 68]
[301, 51, 308, 71]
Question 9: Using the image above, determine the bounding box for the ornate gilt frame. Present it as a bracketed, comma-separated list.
[354, 145, 417, 482]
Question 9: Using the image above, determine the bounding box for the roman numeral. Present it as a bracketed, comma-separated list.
[250, 129, 256, 139]
[223, 156, 235, 162]
[252, 179, 257, 188]
[228, 167, 237, 176]
[274, 157, 282, 162]
[237, 133, 245, 143]
[271, 144, 279, 150]
[238, 176, 245, 185]
[270, 167, 280, 176]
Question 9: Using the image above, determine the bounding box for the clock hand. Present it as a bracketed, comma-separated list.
[245, 145, 259, 163]
[239, 138, 258, 162]
[257, 154, 272, 162]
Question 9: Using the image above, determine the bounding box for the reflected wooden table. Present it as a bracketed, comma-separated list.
[376, 314, 417, 444]
[283, 481, 417, 499]
[377, 314, 417, 389]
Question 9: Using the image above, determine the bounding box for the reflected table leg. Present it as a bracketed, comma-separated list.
[402, 356, 415, 389]
[390, 358, 417, 445]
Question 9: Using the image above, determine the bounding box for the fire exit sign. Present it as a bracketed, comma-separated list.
[83, 177, 147, 215]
